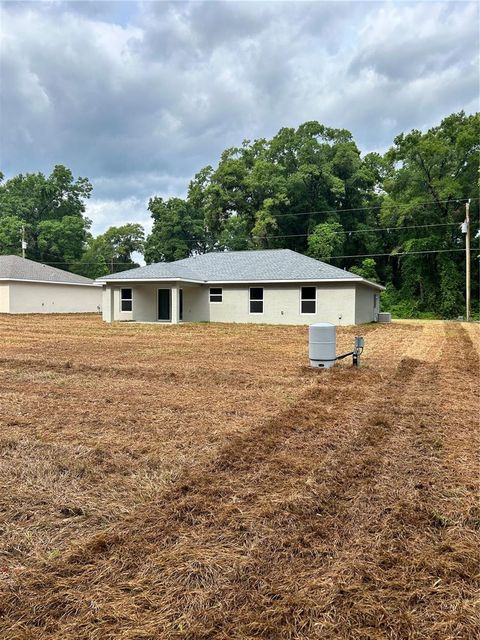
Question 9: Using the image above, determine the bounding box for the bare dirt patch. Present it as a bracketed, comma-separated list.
[0, 315, 478, 639]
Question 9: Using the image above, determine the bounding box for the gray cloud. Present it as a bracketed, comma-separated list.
[0, 1, 478, 235]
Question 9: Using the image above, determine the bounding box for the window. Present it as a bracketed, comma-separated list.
[249, 287, 264, 314]
[120, 288, 132, 312]
[209, 287, 223, 303]
[301, 287, 316, 314]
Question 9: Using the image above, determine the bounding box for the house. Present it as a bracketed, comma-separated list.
[0, 255, 102, 314]
[98, 249, 383, 325]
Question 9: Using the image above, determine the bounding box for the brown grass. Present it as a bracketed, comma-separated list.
[0, 315, 478, 639]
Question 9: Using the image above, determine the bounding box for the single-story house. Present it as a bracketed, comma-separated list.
[98, 249, 383, 325]
[0, 255, 102, 314]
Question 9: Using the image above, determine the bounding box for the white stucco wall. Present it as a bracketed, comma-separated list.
[200, 283, 357, 325]
[0, 283, 10, 313]
[102, 286, 134, 322]
[354, 284, 379, 324]
[102, 281, 382, 325]
[7, 281, 102, 314]
[183, 286, 210, 322]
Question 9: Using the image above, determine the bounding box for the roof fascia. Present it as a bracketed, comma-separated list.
[0, 278, 99, 287]
[98, 277, 204, 285]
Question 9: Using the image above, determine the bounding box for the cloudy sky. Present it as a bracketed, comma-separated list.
[1, 0, 478, 235]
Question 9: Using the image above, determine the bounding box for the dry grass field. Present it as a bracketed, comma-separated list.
[0, 314, 478, 640]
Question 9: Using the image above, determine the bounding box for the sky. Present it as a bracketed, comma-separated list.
[1, 0, 478, 236]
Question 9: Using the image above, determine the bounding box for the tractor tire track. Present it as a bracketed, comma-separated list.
[1, 324, 478, 640]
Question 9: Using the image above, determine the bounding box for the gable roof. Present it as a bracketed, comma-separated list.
[0, 255, 96, 285]
[97, 249, 383, 289]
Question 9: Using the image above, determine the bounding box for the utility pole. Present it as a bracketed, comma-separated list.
[465, 200, 471, 322]
[21, 226, 27, 259]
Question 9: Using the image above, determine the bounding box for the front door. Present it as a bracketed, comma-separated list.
[157, 289, 171, 321]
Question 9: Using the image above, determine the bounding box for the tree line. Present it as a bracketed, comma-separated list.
[1, 111, 478, 318]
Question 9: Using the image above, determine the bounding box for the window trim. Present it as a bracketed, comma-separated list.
[120, 287, 133, 312]
[300, 286, 317, 315]
[209, 287, 223, 303]
[249, 287, 264, 315]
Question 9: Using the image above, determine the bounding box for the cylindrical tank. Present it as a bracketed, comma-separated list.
[309, 322, 336, 368]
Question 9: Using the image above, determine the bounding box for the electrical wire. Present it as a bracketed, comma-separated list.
[328, 248, 467, 260]
[258, 197, 478, 219]
[251, 221, 461, 240]
[33, 246, 470, 267]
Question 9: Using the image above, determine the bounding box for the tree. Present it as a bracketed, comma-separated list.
[183, 122, 379, 256]
[37, 215, 91, 268]
[0, 165, 93, 269]
[381, 111, 480, 317]
[307, 222, 344, 262]
[0, 216, 24, 255]
[349, 258, 379, 282]
[144, 197, 204, 263]
[74, 224, 145, 277]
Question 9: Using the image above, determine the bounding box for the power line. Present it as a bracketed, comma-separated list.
[266, 197, 478, 219]
[252, 221, 461, 240]
[328, 248, 467, 260]
[33, 246, 468, 268]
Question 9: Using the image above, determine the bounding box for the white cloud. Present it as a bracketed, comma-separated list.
[85, 196, 151, 236]
[0, 0, 478, 235]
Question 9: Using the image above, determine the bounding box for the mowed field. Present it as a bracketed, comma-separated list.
[0, 315, 478, 640]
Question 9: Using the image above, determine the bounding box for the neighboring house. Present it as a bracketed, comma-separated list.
[0, 255, 102, 314]
[98, 249, 383, 325]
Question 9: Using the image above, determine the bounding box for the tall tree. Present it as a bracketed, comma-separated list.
[0, 165, 93, 269]
[144, 197, 204, 263]
[380, 111, 479, 317]
[74, 224, 145, 278]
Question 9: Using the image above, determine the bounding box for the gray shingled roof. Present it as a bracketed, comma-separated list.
[98, 249, 365, 283]
[0, 255, 95, 285]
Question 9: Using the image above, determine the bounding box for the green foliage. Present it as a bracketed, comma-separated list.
[0, 216, 24, 254]
[72, 243, 109, 280]
[37, 215, 90, 267]
[307, 222, 344, 261]
[219, 216, 252, 251]
[145, 197, 204, 263]
[0, 165, 93, 270]
[380, 111, 479, 317]
[73, 224, 145, 278]
[184, 121, 381, 257]
[349, 258, 379, 282]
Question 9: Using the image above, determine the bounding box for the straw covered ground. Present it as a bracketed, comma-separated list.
[0, 314, 478, 640]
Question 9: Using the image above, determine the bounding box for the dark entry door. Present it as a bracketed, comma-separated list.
[158, 289, 171, 321]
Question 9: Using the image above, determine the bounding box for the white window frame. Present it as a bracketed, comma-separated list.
[249, 287, 264, 315]
[120, 287, 133, 312]
[300, 286, 317, 315]
[209, 287, 223, 303]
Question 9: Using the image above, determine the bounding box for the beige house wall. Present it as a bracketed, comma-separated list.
[102, 286, 134, 322]
[0, 283, 10, 313]
[354, 284, 379, 324]
[103, 281, 366, 325]
[202, 283, 356, 325]
[7, 281, 102, 314]
[183, 286, 209, 322]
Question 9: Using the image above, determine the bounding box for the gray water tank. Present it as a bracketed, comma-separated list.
[309, 322, 336, 368]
